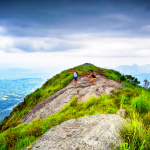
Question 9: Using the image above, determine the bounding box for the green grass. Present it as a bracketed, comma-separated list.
[113, 89, 150, 150]
[0, 95, 118, 150]
[0, 64, 129, 133]
[119, 113, 150, 150]
[0, 63, 148, 150]
[131, 91, 150, 113]
[0, 64, 100, 132]
[0, 86, 150, 150]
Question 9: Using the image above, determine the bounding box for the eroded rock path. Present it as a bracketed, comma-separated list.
[31, 114, 126, 150]
[20, 72, 125, 123]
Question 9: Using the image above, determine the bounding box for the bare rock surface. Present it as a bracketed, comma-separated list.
[20, 72, 126, 123]
[116, 109, 127, 118]
[31, 114, 126, 150]
[22, 145, 32, 150]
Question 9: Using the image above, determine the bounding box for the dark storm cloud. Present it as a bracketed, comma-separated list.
[0, 0, 150, 37]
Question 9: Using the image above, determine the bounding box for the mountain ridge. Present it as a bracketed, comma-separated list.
[0, 64, 103, 132]
[116, 64, 150, 74]
[20, 71, 125, 124]
[0, 64, 150, 150]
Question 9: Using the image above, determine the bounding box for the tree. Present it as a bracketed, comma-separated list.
[125, 75, 140, 85]
[144, 79, 149, 88]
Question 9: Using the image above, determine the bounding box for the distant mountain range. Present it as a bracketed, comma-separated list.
[116, 64, 150, 86]
[116, 64, 150, 75]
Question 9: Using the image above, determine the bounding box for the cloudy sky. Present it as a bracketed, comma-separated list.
[0, 0, 150, 70]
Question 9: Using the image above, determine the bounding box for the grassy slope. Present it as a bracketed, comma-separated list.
[0, 64, 150, 150]
[0, 64, 104, 132]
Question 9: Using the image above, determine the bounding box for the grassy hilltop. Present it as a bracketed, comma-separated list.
[0, 64, 150, 150]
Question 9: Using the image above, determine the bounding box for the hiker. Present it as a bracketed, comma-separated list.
[85, 70, 96, 84]
[68, 69, 83, 87]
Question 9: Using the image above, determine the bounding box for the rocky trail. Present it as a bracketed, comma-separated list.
[20, 71, 126, 124]
[31, 114, 126, 150]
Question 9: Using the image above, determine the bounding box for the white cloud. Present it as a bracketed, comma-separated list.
[0, 36, 14, 49]
[0, 26, 6, 33]
[1, 33, 150, 57]
[58, 35, 150, 58]
[0, 33, 150, 69]
[15, 37, 65, 52]
[0, 51, 150, 70]
[140, 25, 150, 32]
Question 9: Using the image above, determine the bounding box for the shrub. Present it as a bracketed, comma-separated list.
[120, 74, 127, 81]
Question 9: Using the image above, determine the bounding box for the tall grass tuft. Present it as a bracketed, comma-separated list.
[131, 91, 150, 113]
[69, 96, 78, 107]
[120, 112, 150, 150]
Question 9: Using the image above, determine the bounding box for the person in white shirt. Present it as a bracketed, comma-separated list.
[68, 69, 83, 87]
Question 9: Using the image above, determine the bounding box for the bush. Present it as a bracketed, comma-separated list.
[120, 74, 126, 81]
[125, 75, 140, 86]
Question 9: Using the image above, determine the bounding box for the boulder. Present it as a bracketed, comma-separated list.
[31, 114, 126, 150]
[126, 118, 131, 123]
[22, 145, 32, 150]
[20, 72, 126, 124]
[116, 109, 127, 118]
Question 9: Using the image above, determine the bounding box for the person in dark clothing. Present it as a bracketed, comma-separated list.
[85, 70, 96, 84]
